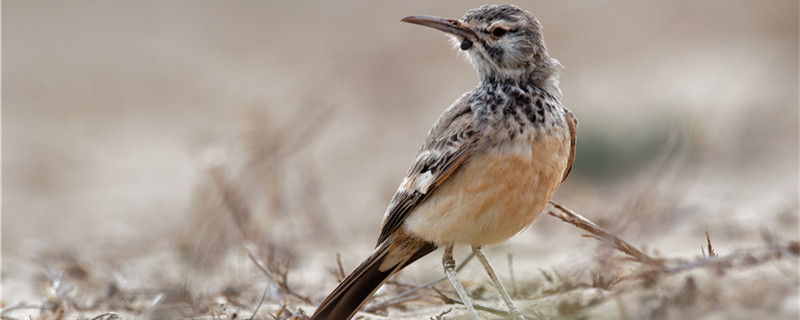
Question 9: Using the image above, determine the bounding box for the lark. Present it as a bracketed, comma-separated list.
[310, 4, 577, 320]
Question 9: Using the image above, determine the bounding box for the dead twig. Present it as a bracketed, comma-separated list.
[249, 283, 270, 320]
[335, 253, 346, 282]
[89, 312, 121, 320]
[625, 242, 796, 280]
[268, 302, 288, 320]
[430, 308, 452, 320]
[211, 162, 313, 306]
[243, 243, 314, 305]
[705, 226, 717, 258]
[548, 201, 662, 267]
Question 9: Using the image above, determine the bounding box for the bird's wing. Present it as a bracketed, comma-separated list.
[376, 100, 477, 246]
[561, 108, 578, 182]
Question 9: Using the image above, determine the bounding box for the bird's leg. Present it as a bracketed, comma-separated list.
[472, 245, 526, 320]
[443, 245, 481, 320]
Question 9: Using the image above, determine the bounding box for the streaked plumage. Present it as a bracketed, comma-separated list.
[311, 4, 577, 320]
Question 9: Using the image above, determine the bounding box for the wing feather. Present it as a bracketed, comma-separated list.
[376, 101, 476, 246]
[561, 108, 578, 182]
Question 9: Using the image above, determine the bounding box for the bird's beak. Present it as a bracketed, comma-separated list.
[401, 15, 476, 41]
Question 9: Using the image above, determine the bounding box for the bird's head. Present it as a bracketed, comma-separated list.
[402, 4, 561, 89]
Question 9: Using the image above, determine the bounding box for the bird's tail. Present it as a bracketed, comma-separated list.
[310, 240, 436, 320]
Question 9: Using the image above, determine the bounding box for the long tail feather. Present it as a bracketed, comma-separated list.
[310, 241, 436, 320]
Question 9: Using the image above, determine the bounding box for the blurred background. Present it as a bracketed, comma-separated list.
[3, 1, 798, 319]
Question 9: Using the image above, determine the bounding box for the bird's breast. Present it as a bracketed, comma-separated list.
[404, 121, 572, 246]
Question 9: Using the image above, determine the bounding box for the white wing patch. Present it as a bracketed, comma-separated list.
[397, 169, 435, 194]
[407, 148, 455, 194]
[413, 170, 435, 193]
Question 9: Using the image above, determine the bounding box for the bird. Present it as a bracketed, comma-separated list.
[310, 4, 577, 320]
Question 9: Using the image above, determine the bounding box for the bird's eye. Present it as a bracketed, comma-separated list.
[491, 27, 508, 37]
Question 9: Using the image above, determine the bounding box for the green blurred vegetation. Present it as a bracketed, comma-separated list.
[571, 111, 681, 181]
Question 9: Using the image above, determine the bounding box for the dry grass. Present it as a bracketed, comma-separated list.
[4, 1, 798, 320]
[4, 181, 797, 320]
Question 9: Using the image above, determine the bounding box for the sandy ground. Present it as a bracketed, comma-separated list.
[3, 1, 798, 319]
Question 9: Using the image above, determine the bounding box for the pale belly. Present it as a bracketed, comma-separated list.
[404, 131, 571, 246]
